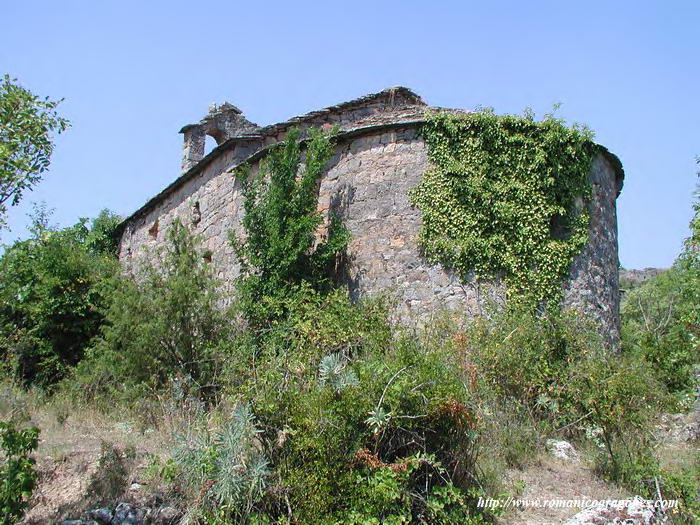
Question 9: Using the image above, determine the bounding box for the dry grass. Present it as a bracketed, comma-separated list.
[500, 454, 629, 525]
[0, 382, 188, 523]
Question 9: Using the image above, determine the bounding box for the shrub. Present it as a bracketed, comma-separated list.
[464, 306, 670, 490]
[465, 307, 602, 421]
[0, 421, 39, 524]
[344, 453, 483, 524]
[0, 208, 119, 388]
[231, 298, 488, 523]
[565, 353, 666, 480]
[85, 441, 136, 507]
[172, 405, 269, 523]
[70, 220, 232, 404]
[621, 266, 699, 393]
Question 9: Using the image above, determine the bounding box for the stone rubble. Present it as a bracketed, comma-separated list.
[562, 496, 666, 525]
[546, 439, 580, 462]
[56, 503, 181, 525]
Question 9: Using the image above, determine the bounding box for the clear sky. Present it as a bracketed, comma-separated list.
[1, 0, 698, 269]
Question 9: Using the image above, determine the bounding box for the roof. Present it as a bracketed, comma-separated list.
[255, 86, 425, 136]
[115, 87, 624, 236]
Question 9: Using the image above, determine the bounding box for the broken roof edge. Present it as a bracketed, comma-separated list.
[255, 86, 426, 135]
[177, 86, 424, 136]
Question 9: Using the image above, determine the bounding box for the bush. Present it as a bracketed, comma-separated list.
[172, 405, 269, 523]
[464, 307, 603, 421]
[463, 306, 670, 488]
[0, 208, 119, 388]
[0, 420, 39, 524]
[70, 220, 233, 404]
[566, 353, 666, 481]
[344, 453, 483, 524]
[215, 292, 491, 523]
[621, 266, 699, 393]
[85, 441, 136, 507]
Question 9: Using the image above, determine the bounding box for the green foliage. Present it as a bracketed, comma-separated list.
[173, 405, 269, 522]
[318, 352, 359, 393]
[466, 308, 602, 414]
[410, 110, 594, 310]
[659, 461, 700, 524]
[343, 454, 483, 525]
[84, 209, 123, 255]
[464, 307, 668, 487]
[621, 267, 698, 392]
[0, 421, 39, 524]
[71, 219, 232, 403]
[0, 75, 69, 229]
[232, 126, 348, 330]
[0, 208, 120, 388]
[568, 353, 666, 480]
[218, 291, 490, 523]
[594, 449, 699, 523]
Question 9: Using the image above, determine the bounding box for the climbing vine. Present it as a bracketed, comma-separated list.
[410, 109, 595, 310]
[232, 126, 349, 330]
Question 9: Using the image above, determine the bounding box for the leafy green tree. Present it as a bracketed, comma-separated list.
[0, 208, 119, 388]
[231, 126, 348, 331]
[0, 75, 69, 229]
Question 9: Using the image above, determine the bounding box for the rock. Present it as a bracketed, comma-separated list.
[87, 507, 113, 524]
[546, 439, 580, 461]
[111, 502, 146, 524]
[64, 502, 179, 525]
[562, 496, 664, 524]
[154, 506, 182, 525]
[658, 411, 700, 442]
[129, 482, 142, 491]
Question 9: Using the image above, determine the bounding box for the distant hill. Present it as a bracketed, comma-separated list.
[619, 267, 667, 296]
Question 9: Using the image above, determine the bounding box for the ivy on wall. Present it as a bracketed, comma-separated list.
[410, 110, 595, 310]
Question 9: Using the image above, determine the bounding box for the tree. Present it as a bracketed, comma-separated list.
[0, 75, 69, 229]
[0, 208, 119, 388]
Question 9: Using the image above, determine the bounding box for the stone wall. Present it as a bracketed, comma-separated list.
[118, 89, 623, 344]
[119, 125, 622, 344]
[562, 153, 621, 346]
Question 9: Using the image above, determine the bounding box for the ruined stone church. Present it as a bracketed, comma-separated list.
[116, 87, 624, 343]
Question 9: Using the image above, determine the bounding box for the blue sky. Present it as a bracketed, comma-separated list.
[1, 0, 698, 269]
